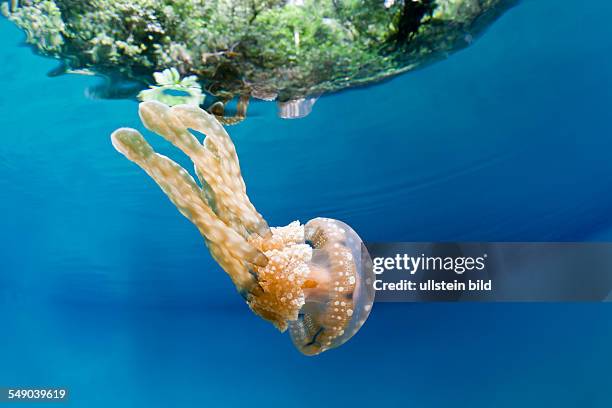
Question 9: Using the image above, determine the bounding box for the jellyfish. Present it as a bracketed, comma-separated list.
[111, 101, 375, 355]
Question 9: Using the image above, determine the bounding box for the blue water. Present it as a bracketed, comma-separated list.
[1, 1, 612, 406]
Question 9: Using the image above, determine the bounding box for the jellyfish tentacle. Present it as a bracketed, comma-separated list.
[138, 101, 268, 238]
[172, 103, 266, 234]
[194, 166, 216, 209]
[171, 103, 270, 238]
[194, 163, 252, 239]
[111, 127, 267, 291]
[171, 104, 242, 185]
[137, 102, 237, 225]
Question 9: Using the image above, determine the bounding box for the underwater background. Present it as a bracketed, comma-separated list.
[1, 0, 612, 406]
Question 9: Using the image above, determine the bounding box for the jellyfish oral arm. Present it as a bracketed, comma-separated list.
[138, 102, 269, 238]
[110, 127, 265, 292]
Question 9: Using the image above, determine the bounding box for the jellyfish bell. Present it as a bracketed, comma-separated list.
[290, 218, 375, 355]
[111, 101, 374, 355]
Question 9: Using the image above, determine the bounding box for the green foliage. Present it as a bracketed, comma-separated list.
[2, 0, 516, 100]
[5, 0, 65, 53]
